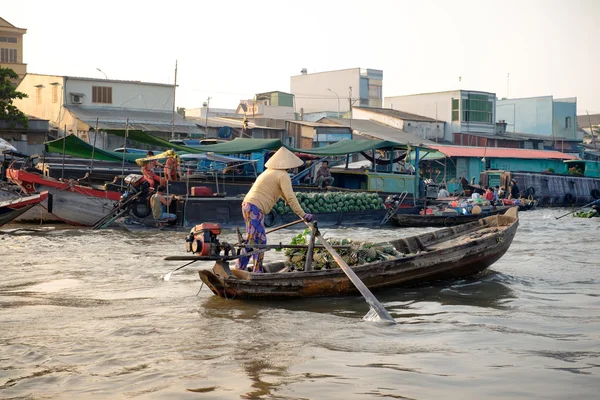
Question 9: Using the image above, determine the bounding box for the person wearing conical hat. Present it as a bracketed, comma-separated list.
[236, 147, 315, 273]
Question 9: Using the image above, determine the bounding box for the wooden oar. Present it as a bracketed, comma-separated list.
[556, 200, 598, 220]
[162, 219, 305, 281]
[302, 220, 396, 324]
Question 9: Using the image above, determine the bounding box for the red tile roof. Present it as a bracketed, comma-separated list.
[426, 145, 578, 160]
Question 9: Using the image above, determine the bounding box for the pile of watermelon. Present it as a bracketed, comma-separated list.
[274, 191, 386, 215]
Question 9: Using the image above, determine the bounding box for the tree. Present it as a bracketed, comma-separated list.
[0, 67, 28, 128]
[176, 107, 186, 116]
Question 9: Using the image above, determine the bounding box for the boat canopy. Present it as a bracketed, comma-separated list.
[45, 135, 142, 163]
[298, 140, 414, 156]
[188, 138, 284, 154]
[103, 129, 203, 154]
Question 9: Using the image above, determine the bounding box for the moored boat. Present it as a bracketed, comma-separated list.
[0, 191, 50, 228]
[6, 168, 120, 226]
[391, 206, 511, 228]
[195, 207, 519, 299]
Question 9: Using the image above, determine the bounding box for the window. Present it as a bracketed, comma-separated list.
[36, 87, 42, 105]
[368, 84, 382, 99]
[565, 117, 571, 128]
[0, 37, 17, 43]
[92, 86, 112, 104]
[461, 94, 493, 123]
[52, 86, 58, 104]
[0, 48, 17, 63]
[451, 98, 459, 121]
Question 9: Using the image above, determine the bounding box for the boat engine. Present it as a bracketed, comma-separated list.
[186, 223, 228, 256]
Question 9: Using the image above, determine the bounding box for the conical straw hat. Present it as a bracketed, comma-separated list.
[265, 147, 303, 170]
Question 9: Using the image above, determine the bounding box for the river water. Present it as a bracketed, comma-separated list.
[1, 209, 599, 399]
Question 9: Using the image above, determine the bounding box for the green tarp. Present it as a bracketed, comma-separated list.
[296, 140, 410, 156]
[189, 138, 284, 154]
[104, 129, 203, 154]
[45, 135, 141, 163]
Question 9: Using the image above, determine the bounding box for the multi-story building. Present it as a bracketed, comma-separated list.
[14, 73, 201, 148]
[385, 90, 496, 144]
[291, 68, 383, 114]
[497, 96, 580, 141]
[0, 17, 27, 83]
[235, 91, 295, 119]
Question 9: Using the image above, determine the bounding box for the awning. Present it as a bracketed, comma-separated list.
[295, 140, 413, 156]
[45, 135, 142, 163]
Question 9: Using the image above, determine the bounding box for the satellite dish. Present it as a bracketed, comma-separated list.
[218, 126, 232, 139]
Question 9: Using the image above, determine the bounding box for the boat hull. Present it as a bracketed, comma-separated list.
[198, 210, 519, 299]
[6, 169, 120, 226]
[0, 192, 49, 228]
[391, 206, 511, 228]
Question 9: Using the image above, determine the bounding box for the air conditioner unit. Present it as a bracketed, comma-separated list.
[70, 93, 84, 104]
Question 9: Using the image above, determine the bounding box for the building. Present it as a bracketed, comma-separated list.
[320, 118, 434, 145]
[385, 90, 496, 144]
[235, 91, 295, 120]
[285, 120, 352, 148]
[0, 17, 26, 83]
[497, 96, 580, 143]
[291, 68, 383, 114]
[185, 107, 239, 119]
[14, 73, 202, 149]
[577, 113, 600, 146]
[0, 116, 49, 155]
[417, 144, 577, 193]
[351, 107, 445, 142]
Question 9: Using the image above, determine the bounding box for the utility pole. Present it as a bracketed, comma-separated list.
[587, 110, 598, 149]
[506, 73, 510, 99]
[171, 60, 178, 139]
[348, 86, 353, 113]
[205, 96, 211, 137]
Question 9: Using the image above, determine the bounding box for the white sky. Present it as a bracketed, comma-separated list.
[3, 0, 599, 114]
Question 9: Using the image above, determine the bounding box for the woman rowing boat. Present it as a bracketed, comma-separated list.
[236, 147, 315, 273]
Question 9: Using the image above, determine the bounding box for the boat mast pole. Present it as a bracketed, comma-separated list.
[90, 117, 98, 176]
[171, 60, 177, 140]
[120, 118, 129, 191]
[413, 147, 420, 206]
[61, 124, 67, 180]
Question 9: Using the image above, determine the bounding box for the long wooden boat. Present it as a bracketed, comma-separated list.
[5, 168, 121, 226]
[0, 191, 50, 228]
[197, 207, 519, 299]
[391, 206, 511, 228]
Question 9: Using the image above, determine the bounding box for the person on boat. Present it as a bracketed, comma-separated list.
[315, 161, 334, 189]
[508, 179, 520, 200]
[141, 151, 163, 189]
[236, 147, 314, 273]
[150, 185, 176, 222]
[437, 185, 450, 199]
[493, 186, 500, 202]
[484, 186, 495, 201]
[164, 150, 182, 182]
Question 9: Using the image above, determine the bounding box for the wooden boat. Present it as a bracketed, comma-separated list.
[0, 191, 50, 228]
[5, 168, 121, 226]
[391, 206, 511, 228]
[197, 207, 519, 299]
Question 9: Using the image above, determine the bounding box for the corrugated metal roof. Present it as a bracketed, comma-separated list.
[68, 105, 203, 135]
[577, 114, 600, 127]
[322, 118, 434, 145]
[353, 106, 439, 122]
[427, 145, 578, 160]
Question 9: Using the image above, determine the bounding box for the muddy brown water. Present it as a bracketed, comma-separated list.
[1, 209, 599, 399]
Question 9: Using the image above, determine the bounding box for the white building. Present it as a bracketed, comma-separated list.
[291, 68, 383, 114]
[351, 107, 444, 142]
[385, 90, 496, 144]
[14, 73, 201, 147]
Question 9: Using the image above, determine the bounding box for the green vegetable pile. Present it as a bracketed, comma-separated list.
[573, 210, 599, 218]
[274, 191, 385, 215]
[284, 228, 403, 271]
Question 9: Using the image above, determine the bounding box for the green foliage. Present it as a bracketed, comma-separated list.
[0, 67, 28, 128]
